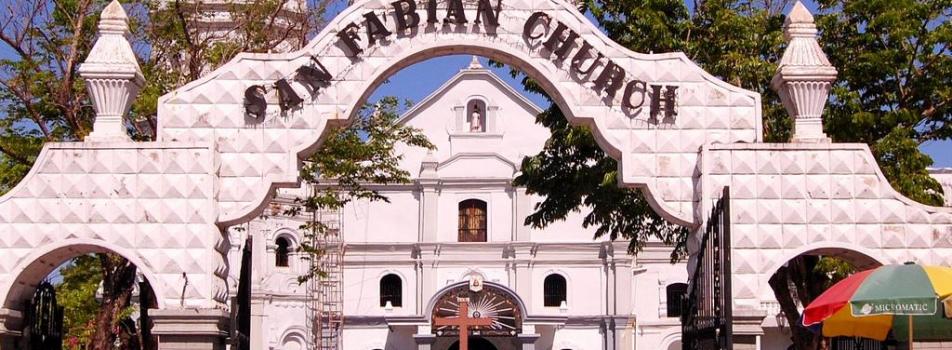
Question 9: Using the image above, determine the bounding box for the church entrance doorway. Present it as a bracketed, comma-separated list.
[448, 337, 498, 350]
[429, 280, 526, 350]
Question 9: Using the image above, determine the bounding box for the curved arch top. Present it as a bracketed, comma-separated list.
[157, 0, 763, 227]
[424, 281, 528, 321]
[0, 239, 171, 310]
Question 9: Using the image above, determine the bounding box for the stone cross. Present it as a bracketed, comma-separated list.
[433, 297, 493, 350]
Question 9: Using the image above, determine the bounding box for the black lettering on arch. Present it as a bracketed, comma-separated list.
[474, 0, 501, 26]
[444, 0, 467, 24]
[593, 60, 626, 98]
[337, 22, 363, 56]
[392, 0, 420, 31]
[571, 40, 603, 75]
[363, 11, 393, 45]
[623, 80, 647, 109]
[523, 12, 550, 40]
[542, 22, 579, 61]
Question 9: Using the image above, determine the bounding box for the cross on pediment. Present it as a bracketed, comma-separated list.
[433, 297, 493, 350]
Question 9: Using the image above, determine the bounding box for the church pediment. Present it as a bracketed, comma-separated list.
[435, 153, 517, 180]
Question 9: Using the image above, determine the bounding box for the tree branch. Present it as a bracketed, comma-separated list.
[0, 142, 32, 165]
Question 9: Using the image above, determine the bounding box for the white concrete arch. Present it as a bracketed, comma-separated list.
[659, 332, 682, 350]
[157, 0, 765, 228]
[269, 227, 301, 248]
[0, 238, 170, 310]
[277, 325, 308, 350]
[763, 242, 887, 278]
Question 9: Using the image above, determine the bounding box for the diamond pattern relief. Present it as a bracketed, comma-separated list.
[0, 145, 226, 309]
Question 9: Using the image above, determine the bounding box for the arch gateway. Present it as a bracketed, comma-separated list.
[0, 0, 950, 349]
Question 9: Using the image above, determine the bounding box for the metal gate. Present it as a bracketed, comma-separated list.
[830, 337, 887, 350]
[27, 281, 63, 349]
[682, 186, 732, 350]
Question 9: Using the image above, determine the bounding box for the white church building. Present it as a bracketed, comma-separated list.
[236, 58, 691, 350]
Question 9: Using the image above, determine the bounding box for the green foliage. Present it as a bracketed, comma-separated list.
[56, 255, 103, 349]
[293, 96, 434, 282]
[0, 0, 105, 191]
[514, 106, 689, 259]
[817, 0, 950, 206]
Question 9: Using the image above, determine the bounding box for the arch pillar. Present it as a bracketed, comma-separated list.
[515, 324, 540, 350]
[414, 325, 437, 350]
[150, 308, 230, 350]
[0, 308, 22, 349]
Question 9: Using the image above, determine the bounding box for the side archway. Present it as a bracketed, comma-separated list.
[763, 242, 887, 282]
[0, 239, 169, 310]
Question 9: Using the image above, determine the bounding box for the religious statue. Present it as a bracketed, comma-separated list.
[470, 104, 483, 132]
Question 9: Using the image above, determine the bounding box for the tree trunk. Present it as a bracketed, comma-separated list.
[89, 253, 139, 349]
[769, 263, 822, 350]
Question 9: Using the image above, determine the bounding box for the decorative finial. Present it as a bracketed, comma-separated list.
[79, 0, 144, 142]
[420, 150, 439, 178]
[771, 0, 837, 143]
[466, 56, 484, 70]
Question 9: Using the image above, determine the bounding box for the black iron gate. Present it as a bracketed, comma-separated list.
[232, 236, 252, 350]
[682, 186, 732, 350]
[27, 281, 64, 349]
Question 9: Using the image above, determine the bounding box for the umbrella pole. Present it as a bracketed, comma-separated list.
[909, 314, 914, 350]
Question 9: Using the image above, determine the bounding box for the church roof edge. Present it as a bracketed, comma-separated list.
[396, 59, 544, 125]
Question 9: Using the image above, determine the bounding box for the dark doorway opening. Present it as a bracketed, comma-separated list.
[448, 337, 498, 350]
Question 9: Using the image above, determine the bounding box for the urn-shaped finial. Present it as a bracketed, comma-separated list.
[78, 0, 144, 142]
[771, 1, 838, 143]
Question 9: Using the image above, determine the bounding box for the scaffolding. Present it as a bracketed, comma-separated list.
[307, 204, 344, 350]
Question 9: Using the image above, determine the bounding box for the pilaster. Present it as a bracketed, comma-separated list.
[514, 324, 540, 350]
[419, 151, 440, 242]
[414, 325, 436, 350]
[150, 309, 229, 350]
[0, 308, 22, 349]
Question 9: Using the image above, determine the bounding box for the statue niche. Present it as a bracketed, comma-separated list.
[466, 100, 486, 133]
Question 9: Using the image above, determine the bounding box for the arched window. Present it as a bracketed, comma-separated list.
[458, 199, 487, 242]
[275, 237, 291, 267]
[543, 274, 567, 307]
[380, 274, 402, 307]
[666, 283, 688, 317]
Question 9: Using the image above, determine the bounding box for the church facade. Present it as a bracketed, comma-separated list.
[238, 59, 689, 350]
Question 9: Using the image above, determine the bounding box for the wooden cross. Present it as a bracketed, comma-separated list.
[433, 297, 493, 350]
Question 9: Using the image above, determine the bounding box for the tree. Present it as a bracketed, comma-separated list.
[507, 0, 949, 349]
[56, 255, 102, 349]
[290, 96, 434, 283]
[1, 0, 337, 347]
[817, 0, 950, 206]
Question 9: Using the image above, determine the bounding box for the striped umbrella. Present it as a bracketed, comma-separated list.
[802, 262, 952, 347]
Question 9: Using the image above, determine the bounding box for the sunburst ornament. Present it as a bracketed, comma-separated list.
[431, 283, 522, 337]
